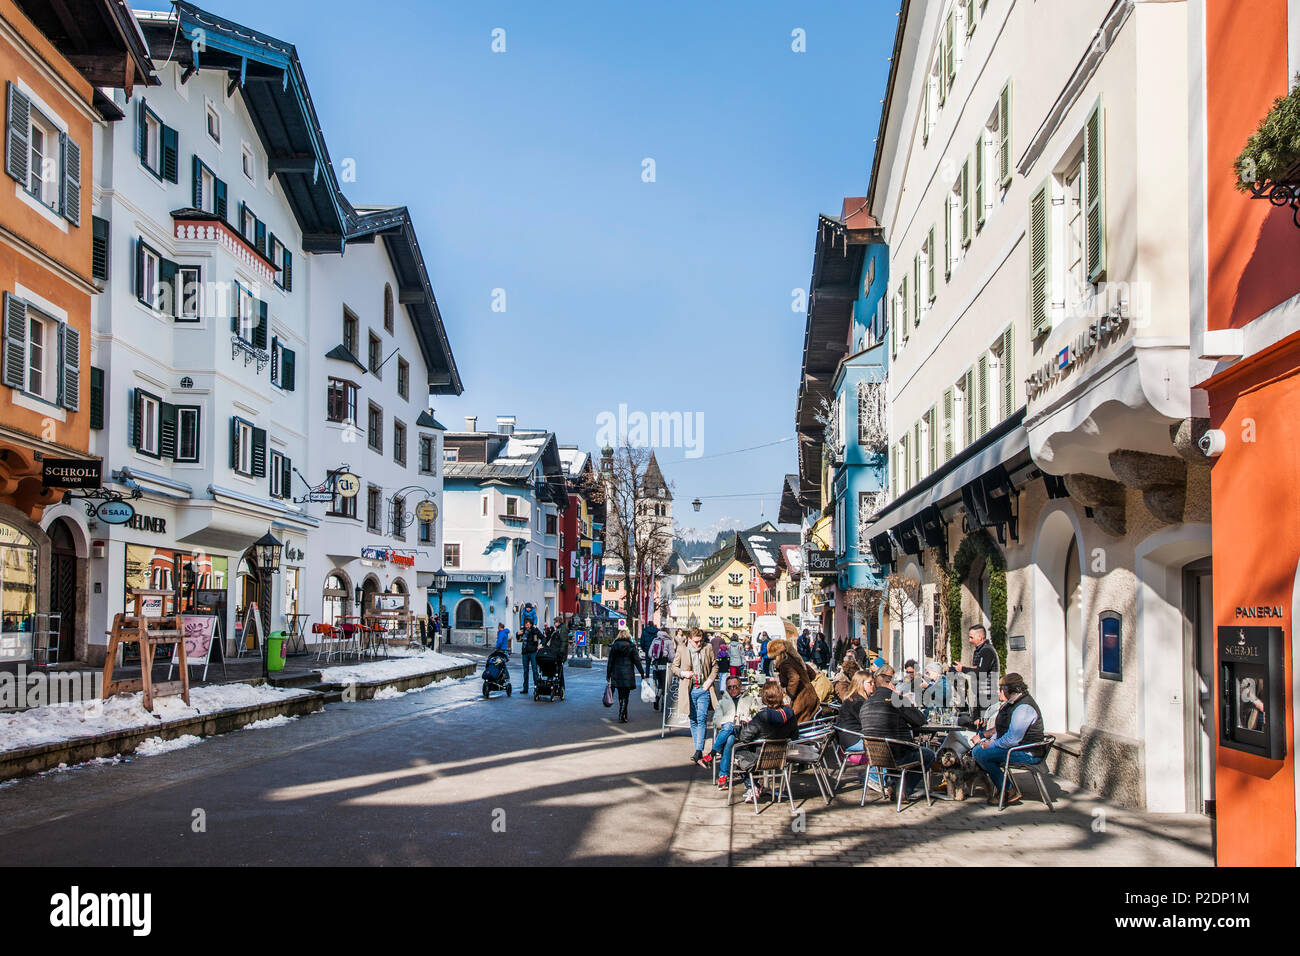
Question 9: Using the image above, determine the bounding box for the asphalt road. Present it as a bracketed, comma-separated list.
[0, 651, 695, 866]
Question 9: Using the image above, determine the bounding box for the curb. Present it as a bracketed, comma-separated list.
[0, 690, 325, 782]
[316, 662, 477, 700]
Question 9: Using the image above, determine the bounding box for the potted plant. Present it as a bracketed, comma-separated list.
[1235, 73, 1300, 194]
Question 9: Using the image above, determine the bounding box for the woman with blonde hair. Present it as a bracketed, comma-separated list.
[767, 637, 820, 722]
[835, 670, 873, 752]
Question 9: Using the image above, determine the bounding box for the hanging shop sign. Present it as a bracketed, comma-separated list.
[296, 468, 361, 504]
[41, 457, 102, 489]
[335, 473, 361, 497]
[95, 500, 137, 525]
[807, 550, 837, 577]
[415, 499, 437, 522]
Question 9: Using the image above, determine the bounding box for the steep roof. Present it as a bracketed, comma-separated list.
[641, 451, 671, 500]
[443, 429, 567, 504]
[736, 529, 801, 578]
[778, 473, 803, 525]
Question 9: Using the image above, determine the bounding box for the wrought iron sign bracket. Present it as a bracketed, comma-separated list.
[62, 486, 143, 519]
[1246, 178, 1300, 229]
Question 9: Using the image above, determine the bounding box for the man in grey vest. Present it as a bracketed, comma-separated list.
[971, 673, 1047, 805]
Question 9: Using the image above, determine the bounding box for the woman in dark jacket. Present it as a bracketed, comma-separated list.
[732, 681, 799, 802]
[834, 671, 872, 750]
[813, 633, 831, 669]
[606, 629, 645, 723]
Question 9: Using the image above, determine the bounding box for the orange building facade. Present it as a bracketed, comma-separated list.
[1197, 0, 1300, 866]
[0, 0, 149, 661]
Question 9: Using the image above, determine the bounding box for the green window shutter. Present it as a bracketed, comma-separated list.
[1029, 181, 1051, 337]
[282, 249, 292, 291]
[255, 219, 267, 257]
[161, 125, 178, 184]
[999, 83, 1013, 186]
[960, 158, 971, 246]
[966, 0, 977, 35]
[229, 417, 239, 470]
[942, 387, 955, 462]
[91, 216, 109, 280]
[135, 98, 146, 160]
[975, 133, 985, 229]
[1002, 325, 1015, 418]
[270, 336, 280, 386]
[944, 195, 952, 279]
[2, 292, 27, 390]
[927, 226, 936, 300]
[1085, 99, 1107, 282]
[191, 155, 202, 208]
[281, 454, 292, 498]
[6, 82, 31, 185]
[890, 297, 897, 358]
[214, 177, 227, 221]
[254, 300, 268, 349]
[913, 254, 920, 324]
[159, 258, 178, 316]
[944, 12, 955, 88]
[252, 427, 267, 478]
[283, 346, 295, 391]
[59, 133, 81, 225]
[912, 421, 921, 480]
[963, 368, 975, 447]
[901, 276, 909, 340]
[923, 78, 931, 146]
[977, 353, 989, 436]
[59, 323, 80, 411]
[231, 280, 242, 334]
[133, 390, 145, 451]
[159, 402, 177, 458]
[927, 405, 937, 473]
[89, 366, 104, 429]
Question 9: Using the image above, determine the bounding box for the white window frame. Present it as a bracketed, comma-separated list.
[26, 107, 60, 211]
[238, 285, 256, 342]
[270, 450, 288, 497]
[141, 245, 160, 310]
[198, 165, 215, 214]
[23, 307, 58, 402]
[204, 98, 222, 147]
[143, 109, 161, 176]
[177, 265, 201, 320]
[139, 392, 161, 456]
[234, 419, 254, 476]
[241, 141, 255, 182]
[176, 406, 200, 463]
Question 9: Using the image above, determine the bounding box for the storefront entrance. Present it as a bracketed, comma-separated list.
[1183, 558, 1215, 815]
[0, 522, 37, 661]
[49, 518, 77, 662]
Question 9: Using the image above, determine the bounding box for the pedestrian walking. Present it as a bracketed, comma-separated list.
[520, 621, 542, 695]
[606, 628, 645, 723]
[797, 629, 812, 660]
[494, 622, 511, 654]
[672, 627, 719, 768]
[814, 632, 831, 669]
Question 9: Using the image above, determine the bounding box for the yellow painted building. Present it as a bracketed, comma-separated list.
[675, 547, 750, 636]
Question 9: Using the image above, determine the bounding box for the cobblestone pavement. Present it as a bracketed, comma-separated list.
[668, 754, 1214, 867]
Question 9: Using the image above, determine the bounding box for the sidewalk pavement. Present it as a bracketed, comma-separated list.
[669, 757, 1214, 867]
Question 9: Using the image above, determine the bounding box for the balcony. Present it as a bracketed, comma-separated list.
[499, 514, 528, 528]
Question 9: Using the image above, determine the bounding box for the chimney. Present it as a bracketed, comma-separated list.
[497, 415, 516, 435]
[464, 415, 477, 432]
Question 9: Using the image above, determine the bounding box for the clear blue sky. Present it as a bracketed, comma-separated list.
[138, 0, 896, 540]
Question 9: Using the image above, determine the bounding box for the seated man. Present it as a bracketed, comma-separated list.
[711, 674, 756, 789]
[732, 681, 798, 803]
[970, 673, 1048, 805]
[858, 668, 935, 798]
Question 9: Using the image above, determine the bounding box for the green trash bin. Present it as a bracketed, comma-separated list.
[267, 630, 287, 672]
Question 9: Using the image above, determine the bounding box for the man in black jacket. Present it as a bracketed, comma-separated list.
[519, 623, 543, 694]
[953, 624, 999, 721]
[859, 669, 935, 797]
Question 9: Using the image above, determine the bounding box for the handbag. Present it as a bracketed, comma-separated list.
[640, 678, 656, 704]
[602, 682, 615, 708]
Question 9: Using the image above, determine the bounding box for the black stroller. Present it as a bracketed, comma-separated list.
[482, 649, 512, 698]
[533, 632, 568, 702]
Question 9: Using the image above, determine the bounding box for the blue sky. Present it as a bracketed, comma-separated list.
[138, 0, 895, 540]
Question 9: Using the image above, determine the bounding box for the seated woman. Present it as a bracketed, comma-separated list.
[731, 681, 799, 803]
[834, 671, 872, 753]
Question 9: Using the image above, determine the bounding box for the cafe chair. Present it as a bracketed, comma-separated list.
[730, 739, 796, 815]
[784, 729, 838, 806]
[997, 734, 1057, 812]
[859, 736, 933, 812]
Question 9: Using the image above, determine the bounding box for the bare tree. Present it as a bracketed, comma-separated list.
[601, 444, 676, 629]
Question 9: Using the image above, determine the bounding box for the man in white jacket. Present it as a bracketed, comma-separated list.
[711, 674, 758, 789]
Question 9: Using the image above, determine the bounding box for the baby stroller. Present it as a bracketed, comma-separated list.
[482, 649, 512, 698]
[533, 632, 568, 702]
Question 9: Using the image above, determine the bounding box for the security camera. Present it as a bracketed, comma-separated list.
[1198, 429, 1226, 458]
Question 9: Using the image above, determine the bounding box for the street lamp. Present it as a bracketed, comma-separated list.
[692, 498, 702, 512]
[431, 568, 449, 650]
[253, 529, 282, 680]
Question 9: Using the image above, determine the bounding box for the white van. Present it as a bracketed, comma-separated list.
[749, 615, 789, 650]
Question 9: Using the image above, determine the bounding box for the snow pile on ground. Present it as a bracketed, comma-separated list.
[318, 649, 473, 686]
[0, 681, 311, 754]
[241, 714, 297, 731]
[133, 734, 202, 756]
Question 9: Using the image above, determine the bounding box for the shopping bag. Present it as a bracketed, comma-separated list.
[640, 678, 656, 704]
[602, 682, 615, 707]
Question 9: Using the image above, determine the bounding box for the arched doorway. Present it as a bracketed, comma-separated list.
[236, 550, 267, 642]
[455, 598, 483, 630]
[1064, 539, 1085, 733]
[360, 575, 380, 623]
[48, 517, 78, 661]
[1031, 505, 1085, 732]
[323, 572, 350, 627]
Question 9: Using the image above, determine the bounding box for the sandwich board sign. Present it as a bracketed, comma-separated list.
[168, 615, 225, 682]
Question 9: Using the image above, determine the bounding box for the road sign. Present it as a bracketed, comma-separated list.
[335, 473, 360, 498]
[415, 499, 437, 522]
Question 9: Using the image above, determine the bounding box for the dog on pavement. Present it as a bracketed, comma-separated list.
[935, 748, 995, 802]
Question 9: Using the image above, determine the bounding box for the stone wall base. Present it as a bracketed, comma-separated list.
[1047, 726, 1145, 808]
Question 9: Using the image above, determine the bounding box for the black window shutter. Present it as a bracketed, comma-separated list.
[135, 239, 145, 301]
[159, 402, 177, 458]
[215, 178, 227, 221]
[231, 280, 242, 334]
[159, 258, 178, 316]
[89, 366, 104, 429]
[135, 98, 146, 159]
[283, 347, 295, 391]
[59, 132, 81, 226]
[229, 417, 239, 470]
[161, 125, 178, 184]
[132, 389, 144, 450]
[252, 427, 267, 478]
[282, 249, 292, 291]
[7, 82, 31, 184]
[254, 301, 268, 349]
[91, 216, 109, 280]
[270, 336, 279, 386]
[191, 155, 202, 208]
[255, 220, 266, 257]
